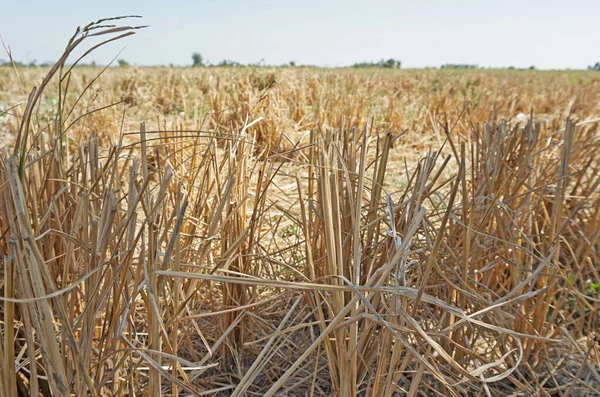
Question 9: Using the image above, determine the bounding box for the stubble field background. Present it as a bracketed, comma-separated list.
[1, 31, 600, 396]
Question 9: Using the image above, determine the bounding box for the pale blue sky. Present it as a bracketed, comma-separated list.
[1, 0, 599, 69]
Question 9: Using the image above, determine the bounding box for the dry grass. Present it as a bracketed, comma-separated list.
[0, 17, 599, 396]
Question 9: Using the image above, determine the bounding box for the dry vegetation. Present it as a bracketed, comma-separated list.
[0, 17, 599, 396]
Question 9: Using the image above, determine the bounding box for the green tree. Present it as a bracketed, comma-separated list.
[117, 59, 129, 67]
[383, 58, 401, 69]
[192, 52, 204, 67]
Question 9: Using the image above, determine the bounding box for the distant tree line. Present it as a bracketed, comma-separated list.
[192, 52, 306, 68]
[191, 53, 403, 69]
[440, 64, 539, 70]
[441, 64, 479, 69]
[351, 59, 401, 69]
[191, 52, 251, 68]
[0, 58, 101, 68]
[3, 54, 600, 71]
[0, 59, 49, 67]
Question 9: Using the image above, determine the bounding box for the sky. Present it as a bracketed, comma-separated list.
[1, 0, 599, 69]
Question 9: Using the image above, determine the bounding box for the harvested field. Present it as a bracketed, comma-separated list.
[0, 18, 599, 396]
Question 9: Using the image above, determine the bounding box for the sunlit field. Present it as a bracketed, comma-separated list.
[1, 19, 599, 396]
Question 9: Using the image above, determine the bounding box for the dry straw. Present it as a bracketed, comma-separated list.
[0, 16, 599, 397]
